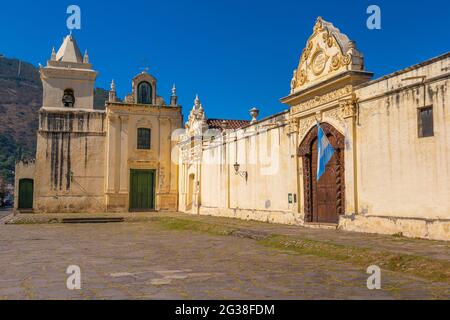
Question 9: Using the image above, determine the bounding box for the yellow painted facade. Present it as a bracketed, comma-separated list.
[15, 35, 182, 214]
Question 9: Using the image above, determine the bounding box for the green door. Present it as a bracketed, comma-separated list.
[129, 170, 156, 211]
[18, 179, 34, 209]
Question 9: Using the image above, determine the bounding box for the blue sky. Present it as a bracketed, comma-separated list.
[1, 0, 449, 120]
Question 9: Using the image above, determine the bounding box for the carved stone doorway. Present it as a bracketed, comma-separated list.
[299, 123, 345, 224]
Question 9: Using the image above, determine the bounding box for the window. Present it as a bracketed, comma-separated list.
[62, 89, 75, 108]
[137, 128, 151, 150]
[418, 106, 434, 138]
[137, 81, 152, 104]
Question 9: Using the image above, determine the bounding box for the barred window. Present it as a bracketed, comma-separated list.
[137, 128, 151, 149]
[418, 106, 434, 138]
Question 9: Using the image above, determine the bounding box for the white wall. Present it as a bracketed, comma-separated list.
[355, 56, 450, 219]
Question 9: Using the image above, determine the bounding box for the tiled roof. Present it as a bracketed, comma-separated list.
[206, 118, 250, 130]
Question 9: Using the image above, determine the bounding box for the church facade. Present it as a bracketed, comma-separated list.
[15, 18, 450, 241]
[14, 34, 182, 213]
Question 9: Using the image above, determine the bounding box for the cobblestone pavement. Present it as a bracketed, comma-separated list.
[0, 221, 449, 300]
[0, 208, 12, 219]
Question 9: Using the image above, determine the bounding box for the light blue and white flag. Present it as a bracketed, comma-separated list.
[317, 123, 335, 181]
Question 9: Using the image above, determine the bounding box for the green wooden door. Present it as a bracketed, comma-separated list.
[18, 179, 34, 209]
[129, 170, 156, 211]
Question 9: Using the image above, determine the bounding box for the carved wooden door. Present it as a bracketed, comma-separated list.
[311, 135, 339, 223]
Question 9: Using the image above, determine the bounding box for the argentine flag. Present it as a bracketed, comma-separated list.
[317, 123, 335, 181]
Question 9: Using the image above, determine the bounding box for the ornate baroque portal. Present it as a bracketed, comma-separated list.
[299, 123, 345, 224]
[281, 17, 373, 224]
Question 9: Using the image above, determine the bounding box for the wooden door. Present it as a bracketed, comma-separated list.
[129, 170, 155, 211]
[311, 135, 339, 224]
[18, 179, 34, 209]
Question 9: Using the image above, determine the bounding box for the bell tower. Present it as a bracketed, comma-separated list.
[31, 34, 107, 213]
[40, 35, 97, 110]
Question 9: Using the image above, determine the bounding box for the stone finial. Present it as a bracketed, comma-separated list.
[83, 49, 89, 64]
[221, 120, 228, 130]
[194, 94, 201, 110]
[172, 84, 177, 96]
[51, 47, 56, 61]
[170, 84, 178, 106]
[250, 107, 260, 124]
[109, 79, 116, 102]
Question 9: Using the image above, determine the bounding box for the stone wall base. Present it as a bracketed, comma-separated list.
[339, 215, 450, 241]
[32, 196, 106, 214]
[182, 207, 450, 242]
[197, 207, 302, 225]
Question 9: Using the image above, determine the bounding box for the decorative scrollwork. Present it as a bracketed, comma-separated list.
[303, 155, 312, 221]
[322, 31, 334, 48]
[330, 54, 341, 72]
[342, 53, 352, 66]
[340, 99, 357, 118]
[291, 85, 353, 114]
[298, 69, 308, 86]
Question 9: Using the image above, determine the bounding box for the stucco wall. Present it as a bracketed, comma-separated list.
[105, 104, 182, 212]
[355, 56, 450, 219]
[33, 110, 107, 213]
[180, 112, 301, 224]
[42, 76, 96, 110]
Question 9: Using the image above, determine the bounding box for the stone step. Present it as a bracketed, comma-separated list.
[61, 217, 125, 224]
[18, 209, 34, 214]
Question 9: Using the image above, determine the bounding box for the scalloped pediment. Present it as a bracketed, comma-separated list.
[290, 17, 365, 93]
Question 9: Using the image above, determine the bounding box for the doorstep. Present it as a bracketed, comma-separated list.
[303, 222, 338, 230]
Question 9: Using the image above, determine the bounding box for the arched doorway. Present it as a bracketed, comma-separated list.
[187, 174, 195, 211]
[18, 179, 34, 210]
[299, 123, 345, 224]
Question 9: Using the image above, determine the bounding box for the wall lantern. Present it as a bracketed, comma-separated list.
[234, 162, 248, 182]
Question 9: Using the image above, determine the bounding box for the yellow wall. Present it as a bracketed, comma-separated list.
[355, 56, 450, 219]
[33, 110, 107, 213]
[105, 104, 182, 212]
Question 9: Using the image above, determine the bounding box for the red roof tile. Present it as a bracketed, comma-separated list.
[206, 118, 250, 131]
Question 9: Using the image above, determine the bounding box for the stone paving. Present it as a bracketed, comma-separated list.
[9, 211, 450, 261]
[0, 218, 449, 300]
[0, 208, 11, 220]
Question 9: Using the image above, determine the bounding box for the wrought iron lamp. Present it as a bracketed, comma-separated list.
[233, 162, 248, 182]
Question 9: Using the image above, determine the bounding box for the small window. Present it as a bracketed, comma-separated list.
[418, 106, 434, 138]
[62, 89, 75, 108]
[137, 128, 151, 149]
